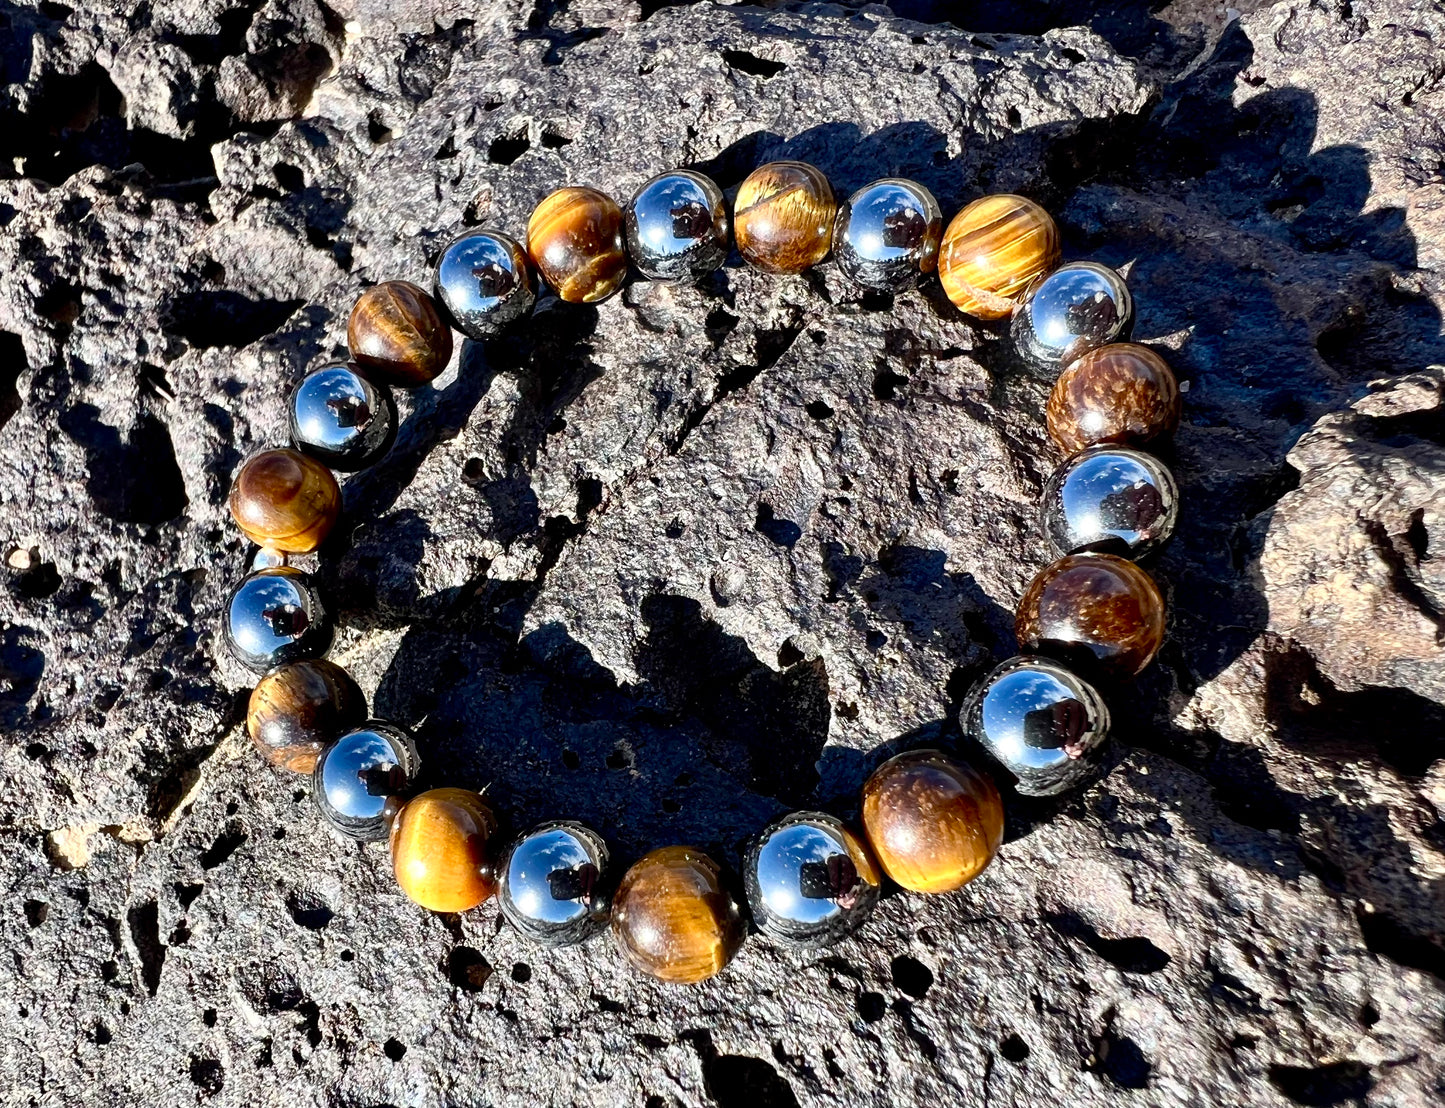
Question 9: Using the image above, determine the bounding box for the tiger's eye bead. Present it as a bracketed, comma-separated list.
[1046, 343, 1182, 455]
[624, 169, 729, 281]
[832, 178, 943, 293]
[733, 160, 836, 275]
[247, 659, 365, 773]
[938, 194, 1060, 319]
[228, 448, 340, 555]
[1016, 553, 1166, 680]
[962, 656, 1111, 796]
[526, 187, 628, 303]
[390, 788, 499, 913]
[499, 821, 611, 946]
[1042, 445, 1180, 559]
[743, 812, 881, 948]
[1011, 261, 1134, 372]
[287, 364, 396, 472]
[347, 280, 454, 387]
[434, 229, 537, 339]
[860, 749, 1004, 894]
[224, 567, 333, 673]
[611, 846, 743, 984]
[312, 722, 420, 841]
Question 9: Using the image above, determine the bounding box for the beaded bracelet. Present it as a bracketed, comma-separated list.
[221, 160, 1182, 985]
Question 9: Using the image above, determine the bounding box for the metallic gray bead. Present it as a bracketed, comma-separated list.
[434, 229, 536, 339]
[1042, 445, 1180, 560]
[1011, 261, 1133, 372]
[832, 178, 942, 293]
[224, 567, 332, 673]
[287, 363, 396, 472]
[498, 821, 611, 946]
[312, 722, 420, 841]
[624, 169, 729, 281]
[962, 656, 1110, 797]
[743, 811, 881, 948]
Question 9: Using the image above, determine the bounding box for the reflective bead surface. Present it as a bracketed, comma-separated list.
[624, 170, 729, 282]
[390, 787, 498, 913]
[743, 811, 881, 948]
[611, 846, 743, 984]
[733, 160, 836, 275]
[499, 821, 611, 946]
[287, 364, 396, 472]
[224, 567, 332, 673]
[1011, 261, 1133, 372]
[312, 722, 420, 841]
[527, 186, 628, 303]
[962, 656, 1111, 796]
[1016, 553, 1166, 680]
[434, 229, 537, 339]
[832, 178, 943, 293]
[1042, 445, 1179, 559]
[229, 448, 340, 555]
[938, 194, 1060, 319]
[347, 280, 453, 387]
[1047, 343, 1182, 455]
[247, 659, 365, 773]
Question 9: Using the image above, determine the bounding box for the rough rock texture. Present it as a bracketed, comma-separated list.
[2, 1, 1444, 1105]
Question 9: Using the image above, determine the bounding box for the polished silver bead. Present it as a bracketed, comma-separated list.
[1042, 445, 1179, 559]
[312, 722, 420, 841]
[832, 178, 942, 293]
[224, 566, 332, 673]
[961, 656, 1110, 796]
[743, 811, 881, 948]
[498, 821, 611, 946]
[1011, 260, 1133, 372]
[434, 229, 536, 339]
[287, 363, 396, 472]
[624, 169, 729, 281]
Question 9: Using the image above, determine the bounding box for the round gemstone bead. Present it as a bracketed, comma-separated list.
[1011, 260, 1133, 372]
[1015, 553, 1166, 680]
[624, 169, 729, 282]
[611, 846, 743, 984]
[247, 659, 365, 774]
[434, 229, 537, 339]
[961, 656, 1111, 796]
[1046, 343, 1182, 455]
[224, 567, 333, 674]
[733, 160, 836, 275]
[346, 280, 453, 387]
[938, 194, 1060, 319]
[228, 448, 340, 555]
[832, 178, 943, 293]
[312, 722, 420, 842]
[1041, 445, 1179, 559]
[498, 821, 611, 946]
[390, 787, 499, 913]
[743, 811, 881, 948]
[287, 364, 396, 472]
[526, 186, 628, 303]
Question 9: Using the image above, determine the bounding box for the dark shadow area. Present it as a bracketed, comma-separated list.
[56, 404, 189, 526]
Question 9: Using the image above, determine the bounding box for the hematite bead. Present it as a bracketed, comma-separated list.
[733, 160, 836, 275]
[247, 659, 365, 773]
[743, 811, 881, 948]
[1042, 445, 1179, 559]
[611, 846, 743, 984]
[229, 448, 340, 555]
[225, 567, 333, 673]
[312, 722, 420, 841]
[860, 749, 1003, 894]
[527, 187, 628, 303]
[1046, 343, 1182, 455]
[624, 169, 729, 281]
[832, 178, 942, 293]
[1011, 261, 1133, 372]
[1016, 553, 1166, 680]
[390, 787, 499, 912]
[938, 194, 1060, 319]
[498, 821, 611, 946]
[962, 656, 1111, 796]
[434, 229, 537, 339]
[287, 364, 396, 472]
[347, 280, 453, 387]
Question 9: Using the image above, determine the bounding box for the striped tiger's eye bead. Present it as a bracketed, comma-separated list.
[229, 449, 340, 555]
[938, 194, 1061, 319]
[733, 160, 836, 275]
[526, 186, 628, 303]
[1015, 553, 1166, 679]
[1046, 343, 1182, 456]
[861, 749, 1004, 894]
[611, 846, 743, 984]
[247, 659, 365, 773]
[347, 280, 454, 388]
[390, 788, 499, 913]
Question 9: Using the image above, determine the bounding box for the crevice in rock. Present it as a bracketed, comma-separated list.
[1268, 1060, 1374, 1106]
[1048, 911, 1172, 974]
[126, 898, 165, 996]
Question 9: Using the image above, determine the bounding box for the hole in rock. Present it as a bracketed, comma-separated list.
[383, 1037, 407, 1062]
[1000, 1033, 1029, 1062]
[856, 991, 886, 1022]
[890, 955, 934, 998]
[189, 1055, 224, 1094]
[754, 503, 802, 548]
[127, 899, 165, 996]
[200, 822, 248, 870]
[1268, 1060, 1374, 1106]
[511, 962, 532, 983]
[720, 49, 787, 79]
[446, 946, 493, 992]
[702, 1053, 800, 1108]
[23, 900, 47, 927]
[488, 130, 530, 165]
[285, 890, 333, 930]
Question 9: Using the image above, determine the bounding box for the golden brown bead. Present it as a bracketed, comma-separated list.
[610, 846, 743, 984]
[347, 280, 454, 387]
[860, 749, 1004, 894]
[1016, 553, 1166, 679]
[938, 194, 1061, 319]
[228, 448, 340, 555]
[247, 659, 365, 773]
[390, 788, 499, 913]
[733, 160, 836, 275]
[526, 186, 628, 303]
[1046, 343, 1182, 455]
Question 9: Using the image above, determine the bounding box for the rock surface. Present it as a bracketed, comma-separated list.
[2, 1, 1444, 1105]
